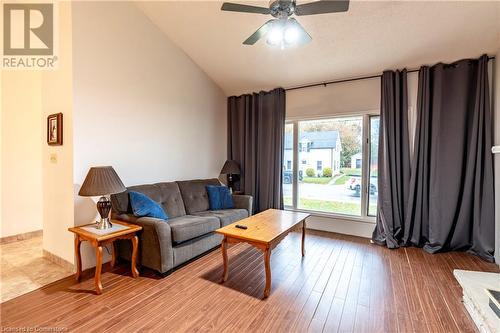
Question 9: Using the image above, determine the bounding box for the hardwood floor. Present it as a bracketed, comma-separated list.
[1, 230, 498, 332]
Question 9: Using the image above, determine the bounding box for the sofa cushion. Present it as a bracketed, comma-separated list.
[206, 185, 234, 210]
[173, 233, 223, 267]
[168, 215, 220, 244]
[176, 179, 221, 214]
[129, 191, 168, 220]
[192, 209, 248, 227]
[111, 182, 186, 218]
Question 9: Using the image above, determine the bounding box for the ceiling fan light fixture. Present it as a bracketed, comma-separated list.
[221, 0, 350, 47]
[266, 20, 301, 48]
[266, 25, 283, 46]
[284, 25, 299, 44]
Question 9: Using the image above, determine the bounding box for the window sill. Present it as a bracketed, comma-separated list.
[284, 207, 377, 225]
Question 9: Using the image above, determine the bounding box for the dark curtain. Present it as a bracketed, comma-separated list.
[404, 55, 495, 261]
[372, 70, 411, 248]
[227, 88, 286, 213]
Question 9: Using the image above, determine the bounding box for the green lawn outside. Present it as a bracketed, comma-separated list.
[299, 198, 361, 215]
[283, 197, 377, 216]
[340, 168, 361, 176]
[301, 177, 332, 185]
[334, 175, 350, 185]
[339, 167, 378, 177]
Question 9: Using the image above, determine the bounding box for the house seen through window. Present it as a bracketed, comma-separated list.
[283, 116, 379, 218]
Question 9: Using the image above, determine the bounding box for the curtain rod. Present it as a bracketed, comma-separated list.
[285, 56, 496, 92]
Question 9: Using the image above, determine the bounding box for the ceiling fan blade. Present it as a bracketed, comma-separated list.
[287, 18, 312, 45]
[243, 19, 275, 45]
[295, 0, 349, 16]
[221, 2, 271, 14]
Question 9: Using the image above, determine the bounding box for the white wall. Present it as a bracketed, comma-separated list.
[1, 71, 2, 237]
[41, 1, 74, 265]
[287, 77, 380, 118]
[287, 73, 419, 119]
[70, 2, 226, 269]
[1, 71, 43, 238]
[0, 3, 73, 263]
[72, 1, 226, 186]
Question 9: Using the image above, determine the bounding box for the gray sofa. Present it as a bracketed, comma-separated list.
[110, 178, 253, 274]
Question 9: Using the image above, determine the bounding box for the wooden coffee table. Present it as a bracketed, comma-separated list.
[215, 209, 310, 298]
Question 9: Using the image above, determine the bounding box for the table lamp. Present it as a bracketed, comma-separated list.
[220, 160, 240, 193]
[78, 166, 126, 230]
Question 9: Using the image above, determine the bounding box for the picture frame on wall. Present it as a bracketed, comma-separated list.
[47, 113, 63, 146]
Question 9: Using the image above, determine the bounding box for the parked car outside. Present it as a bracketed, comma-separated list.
[283, 170, 303, 184]
[346, 177, 377, 195]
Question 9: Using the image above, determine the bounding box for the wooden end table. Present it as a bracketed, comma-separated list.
[215, 209, 309, 298]
[68, 220, 142, 294]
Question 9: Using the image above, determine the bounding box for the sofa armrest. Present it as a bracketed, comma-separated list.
[232, 194, 253, 216]
[135, 216, 172, 245]
[113, 213, 174, 273]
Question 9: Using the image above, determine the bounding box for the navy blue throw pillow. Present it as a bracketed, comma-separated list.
[206, 185, 234, 210]
[129, 191, 168, 220]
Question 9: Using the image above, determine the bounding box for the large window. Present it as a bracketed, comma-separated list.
[283, 114, 378, 219]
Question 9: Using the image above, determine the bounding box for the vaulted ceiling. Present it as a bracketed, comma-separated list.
[137, 1, 500, 96]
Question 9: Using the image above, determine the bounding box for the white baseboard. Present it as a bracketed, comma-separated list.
[306, 215, 375, 239]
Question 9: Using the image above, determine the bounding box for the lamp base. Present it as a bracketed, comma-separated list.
[96, 196, 113, 229]
[96, 218, 113, 230]
[227, 174, 235, 193]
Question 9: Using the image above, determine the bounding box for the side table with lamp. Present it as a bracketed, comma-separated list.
[69, 166, 142, 294]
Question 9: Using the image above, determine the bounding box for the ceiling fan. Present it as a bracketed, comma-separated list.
[221, 0, 349, 47]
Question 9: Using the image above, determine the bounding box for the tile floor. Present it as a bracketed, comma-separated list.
[0, 236, 72, 302]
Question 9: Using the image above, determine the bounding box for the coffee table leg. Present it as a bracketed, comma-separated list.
[302, 220, 306, 257]
[264, 248, 271, 298]
[131, 235, 140, 278]
[95, 244, 103, 295]
[221, 236, 229, 282]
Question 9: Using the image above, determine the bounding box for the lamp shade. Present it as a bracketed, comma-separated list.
[220, 160, 240, 175]
[78, 166, 126, 197]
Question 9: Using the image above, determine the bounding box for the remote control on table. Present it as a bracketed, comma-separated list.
[235, 225, 247, 230]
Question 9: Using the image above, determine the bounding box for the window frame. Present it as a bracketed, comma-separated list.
[285, 111, 379, 224]
[367, 115, 380, 217]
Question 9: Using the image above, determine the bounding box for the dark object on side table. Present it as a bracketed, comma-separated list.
[220, 160, 240, 192]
